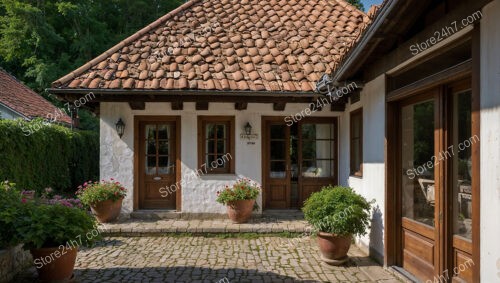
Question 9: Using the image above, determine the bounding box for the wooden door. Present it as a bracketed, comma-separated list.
[139, 121, 177, 209]
[263, 119, 291, 209]
[447, 80, 475, 283]
[398, 92, 441, 281]
[298, 118, 338, 203]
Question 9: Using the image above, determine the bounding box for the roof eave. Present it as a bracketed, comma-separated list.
[331, 0, 401, 82]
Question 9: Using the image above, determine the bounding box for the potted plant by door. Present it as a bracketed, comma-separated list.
[76, 179, 126, 223]
[216, 179, 260, 223]
[302, 186, 372, 265]
[18, 202, 97, 282]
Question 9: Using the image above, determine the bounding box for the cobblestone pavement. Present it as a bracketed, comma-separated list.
[16, 236, 401, 283]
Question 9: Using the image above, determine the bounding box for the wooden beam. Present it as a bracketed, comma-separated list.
[129, 101, 145, 110]
[196, 102, 209, 110]
[330, 104, 346, 112]
[235, 102, 248, 110]
[171, 101, 183, 110]
[273, 102, 286, 111]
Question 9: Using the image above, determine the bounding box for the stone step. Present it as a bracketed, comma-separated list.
[98, 217, 311, 237]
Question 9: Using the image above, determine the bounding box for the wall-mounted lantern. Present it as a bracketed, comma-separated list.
[115, 118, 125, 139]
[240, 122, 258, 143]
[244, 122, 252, 135]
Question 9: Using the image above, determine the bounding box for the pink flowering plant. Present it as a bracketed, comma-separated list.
[76, 179, 126, 206]
[216, 179, 260, 205]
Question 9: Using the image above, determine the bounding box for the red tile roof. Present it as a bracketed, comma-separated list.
[52, 0, 369, 93]
[0, 69, 72, 124]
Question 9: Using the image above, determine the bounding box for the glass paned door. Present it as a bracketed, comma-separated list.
[139, 120, 177, 210]
[399, 95, 439, 282]
[401, 99, 436, 227]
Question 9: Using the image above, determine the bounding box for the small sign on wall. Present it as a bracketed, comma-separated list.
[240, 134, 258, 145]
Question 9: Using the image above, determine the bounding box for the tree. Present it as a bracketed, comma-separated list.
[347, 0, 365, 11]
[0, 0, 183, 131]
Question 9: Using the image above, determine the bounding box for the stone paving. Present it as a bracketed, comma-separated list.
[16, 236, 402, 283]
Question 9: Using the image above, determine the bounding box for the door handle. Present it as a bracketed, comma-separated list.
[153, 176, 162, 181]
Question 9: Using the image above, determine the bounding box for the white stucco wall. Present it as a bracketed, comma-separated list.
[100, 102, 342, 215]
[0, 103, 24, 120]
[480, 1, 500, 281]
[339, 75, 386, 263]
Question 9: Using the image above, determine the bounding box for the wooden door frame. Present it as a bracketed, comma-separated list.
[261, 116, 339, 210]
[133, 115, 182, 211]
[261, 116, 290, 209]
[385, 27, 480, 280]
[298, 117, 339, 204]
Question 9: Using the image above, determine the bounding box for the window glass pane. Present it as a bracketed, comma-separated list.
[270, 161, 286, 178]
[146, 140, 156, 155]
[158, 141, 169, 155]
[158, 124, 170, 139]
[205, 154, 216, 166]
[352, 115, 361, 138]
[206, 124, 215, 139]
[215, 155, 228, 168]
[146, 156, 156, 175]
[351, 139, 361, 172]
[302, 160, 333, 178]
[301, 124, 316, 140]
[158, 156, 173, 174]
[206, 140, 215, 154]
[270, 125, 285, 139]
[315, 124, 334, 139]
[146, 125, 156, 140]
[302, 140, 316, 159]
[315, 140, 334, 159]
[270, 141, 286, 160]
[216, 124, 226, 139]
[217, 140, 226, 154]
[401, 100, 435, 227]
[452, 91, 472, 239]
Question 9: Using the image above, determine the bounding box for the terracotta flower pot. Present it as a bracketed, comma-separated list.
[226, 199, 255, 223]
[30, 246, 77, 281]
[90, 198, 123, 223]
[317, 232, 352, 265]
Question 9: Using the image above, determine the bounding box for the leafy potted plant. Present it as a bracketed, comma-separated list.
[216, 179, 260, 223]
[76, 179, 126, 223]
[302, 186, 372, 265]
[17, 201, 97, 281]
[0, 181, 25, 249]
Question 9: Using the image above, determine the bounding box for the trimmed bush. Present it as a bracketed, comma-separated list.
[302, 186, 372, 236]
[0, 119, 98, 194]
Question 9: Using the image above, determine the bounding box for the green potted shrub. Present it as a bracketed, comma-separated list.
[76, 179, 126, 223]
[216, 179, 260, 223]
[17, 201, 97, 281]
[302, 186, 372, 265]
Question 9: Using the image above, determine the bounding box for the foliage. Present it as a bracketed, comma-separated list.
[302, 186, 372, 236]
[0, 119, 99, 194]
[0, 0, 183, 92]
[16, 203, 98, 249]
[0, 0, 182, 130]
[216, 179, 260, 206]
[346, 0, 365, 11]
[76, 179, 126, 206]
[0, 181, 26, 248]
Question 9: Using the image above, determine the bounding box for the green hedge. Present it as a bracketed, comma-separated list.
[0, 119, 99, 194]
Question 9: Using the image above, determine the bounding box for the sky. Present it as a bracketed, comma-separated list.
[361, 0, 383, 11]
